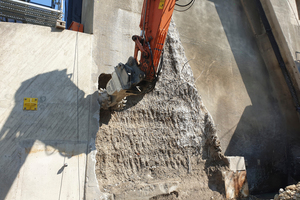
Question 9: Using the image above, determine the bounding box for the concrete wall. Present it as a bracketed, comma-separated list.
[261, 0, 300, 186]
[2, 0, 300, 198]
[0, 22, 99, 200]
[173, 0, 300, 193]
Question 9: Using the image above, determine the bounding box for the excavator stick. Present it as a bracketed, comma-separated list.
[98, 0, 176, 109]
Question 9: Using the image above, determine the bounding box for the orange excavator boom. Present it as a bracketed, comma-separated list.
[98, 0, 176, 109]
[133, 0, 176, 81]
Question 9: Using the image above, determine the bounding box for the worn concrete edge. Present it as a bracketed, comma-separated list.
[84, 140, 102, 200]
[261, 0, 300, 101]
[84, 32, 102, 200]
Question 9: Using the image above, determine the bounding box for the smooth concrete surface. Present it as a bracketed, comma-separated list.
[0, 22, 99, 200]
[261, 0, 300, 185]
[262, 0, 300, 98]
[173, 0, 300, 193]
[16, 141, 86, 200]
[242, 0, 300, 189]
[92, 0, 143, 76]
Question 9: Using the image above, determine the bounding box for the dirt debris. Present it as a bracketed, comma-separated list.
[96, 20, 228, 200]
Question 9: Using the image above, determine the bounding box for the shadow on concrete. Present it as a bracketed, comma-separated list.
[208, 0, 300, 194]
[57, 164, 67, 175]
[0, 69, 98, 200]
[295, 51, 300, 72]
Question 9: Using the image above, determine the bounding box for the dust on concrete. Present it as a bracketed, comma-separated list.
[96, 20, 228, 200]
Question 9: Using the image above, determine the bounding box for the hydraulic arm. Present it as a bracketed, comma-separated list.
[99, 0, 176, 109]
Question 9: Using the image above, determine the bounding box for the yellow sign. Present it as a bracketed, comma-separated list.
[158, 0, 166, 9]
[23, 98, 38, 111]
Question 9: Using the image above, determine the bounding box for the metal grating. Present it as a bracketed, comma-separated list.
[0, 0, 63, 27]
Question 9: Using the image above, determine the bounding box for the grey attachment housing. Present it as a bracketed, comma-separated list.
[103, 57, 145, 109]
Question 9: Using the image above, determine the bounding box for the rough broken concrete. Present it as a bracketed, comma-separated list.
[96, 20, 228, 200]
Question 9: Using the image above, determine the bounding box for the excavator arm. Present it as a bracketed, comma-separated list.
[134, 0, 176, 81]
[99, 0, 176, 109]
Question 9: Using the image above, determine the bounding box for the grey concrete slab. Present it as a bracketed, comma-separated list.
[16, 141, 86, 200]
[226, 156, 246, 172]
[0, 22, 98, 200]
[261, 0, 300, 184]
[173, 0, 300, 193]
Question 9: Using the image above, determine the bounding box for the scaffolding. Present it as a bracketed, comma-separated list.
[0, 0, 63, 27]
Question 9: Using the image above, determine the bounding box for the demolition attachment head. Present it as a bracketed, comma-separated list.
[98, 57, 145, 110]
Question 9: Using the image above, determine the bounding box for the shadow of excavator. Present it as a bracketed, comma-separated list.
[207, 0, 300, 194]
[0, 69, 98, 200]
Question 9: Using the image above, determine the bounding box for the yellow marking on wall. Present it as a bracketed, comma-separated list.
[159, 0, 166, 9]
[23, 98, 38, 110]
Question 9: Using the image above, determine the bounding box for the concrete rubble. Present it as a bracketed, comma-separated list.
[95, 20, 239, 200]
[274, 182, 300, 200]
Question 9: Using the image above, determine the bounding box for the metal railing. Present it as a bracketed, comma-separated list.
[0, 0, 63, 27]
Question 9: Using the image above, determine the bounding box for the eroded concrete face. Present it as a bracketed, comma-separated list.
[95, 20, 227, 200]
[223, 170, 249, 199]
